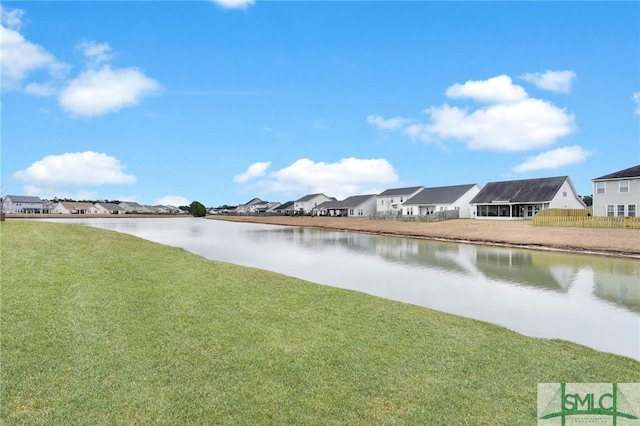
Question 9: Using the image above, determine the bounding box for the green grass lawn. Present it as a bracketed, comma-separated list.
[1, 221, 638, 425]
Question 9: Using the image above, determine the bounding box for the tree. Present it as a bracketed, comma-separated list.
[189, 201, 207, 217]
[581, 195, 593, 207]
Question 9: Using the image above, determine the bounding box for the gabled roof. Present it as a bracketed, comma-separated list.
[242, 197, 263, 206]
[5, 195, 43, 203]
[295, 193, 334, 202]
[378, 186, 423, 197]
[58, 202, 95, 209]
[96, 202, 123, 211]
[274, 201, 295, 210]
[403, 184, 478, 205]
[120, 201, 143, 207]
[316, 195, 376, 210]
[470, 176, 568, 204]
[340, 194, 377, 208]
[593, 165, 640, 181]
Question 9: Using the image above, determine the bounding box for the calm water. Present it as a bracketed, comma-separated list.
[41, 217, 640, 360]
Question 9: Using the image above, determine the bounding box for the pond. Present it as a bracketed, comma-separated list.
[41, 217, 640, 360]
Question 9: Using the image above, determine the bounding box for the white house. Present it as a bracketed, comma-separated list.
[314, 194, 377, 217]
[92, 202, 124, 215]
[592, 164, 640, 217]
[154, 205, 181, 214]
[470, 176, 585, 220]
[2, 195, 44, 214]
[294, 193, 335, 215]
[235, 198, 264, 214]
[376, 186, 424, 215]
[273, 201, 295, 215]
[401, 184, 481, 218]
[119, 201, 149, 213]
[52, 202, 95, 214]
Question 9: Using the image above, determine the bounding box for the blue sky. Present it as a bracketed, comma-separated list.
[2, 1, 639, 207]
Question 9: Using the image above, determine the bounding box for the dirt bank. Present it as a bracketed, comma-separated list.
[209, 215, 640, 258]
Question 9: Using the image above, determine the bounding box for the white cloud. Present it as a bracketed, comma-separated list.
[521, 70, 576, 94]
[0, 8, 159, 117]
[423, 99, 574, 152]
[234, 161, 271, 183]
[244, 157, 399, 200]
[78, 40, 113, 66]
[154, 196, 190, 207]
[25, 82, 57, 97]
[13, 151, 136, 187]
[0, 11, 70, 90]
[1, 7, 24, 30]
[513, 146, 590, 173]
[366, 114, 412, 130]
[59, 66, 160, 116]
[633, 92, 640, 115]
[211, 0, 255, 9]
[445, 75, 528, 104]
[378, 74, 575, 152]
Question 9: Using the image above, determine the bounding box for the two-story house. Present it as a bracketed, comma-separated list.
[592, 164, 640, 217]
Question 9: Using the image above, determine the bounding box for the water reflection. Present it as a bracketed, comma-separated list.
[38, 218, 640, 360]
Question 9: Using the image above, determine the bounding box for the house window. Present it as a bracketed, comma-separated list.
[620, 181, 629, 193]
[607, 205, 614, 217]
[563, 191, 567, 197]
[628, 205, 636, 218]
[596, 182, 605, 194]
[617, 205, 625, 217]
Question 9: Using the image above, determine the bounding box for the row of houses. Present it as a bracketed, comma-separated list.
[234, 164, 640, 220]
[4, 164, 638, 220]
[1, 199, 183, 215]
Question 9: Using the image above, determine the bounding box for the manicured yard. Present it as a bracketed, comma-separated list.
[1, 221, 638, 425]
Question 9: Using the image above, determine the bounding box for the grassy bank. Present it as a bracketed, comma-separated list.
[1, 221, 638, 425]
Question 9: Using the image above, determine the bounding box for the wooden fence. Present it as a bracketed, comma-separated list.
[532, 208, 640, 229]
[370, 210, 460, 223]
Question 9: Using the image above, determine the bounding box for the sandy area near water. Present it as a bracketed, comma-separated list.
[209, 215, 640, 258]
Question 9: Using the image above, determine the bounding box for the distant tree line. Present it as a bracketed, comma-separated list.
[49, 197, 122, 204]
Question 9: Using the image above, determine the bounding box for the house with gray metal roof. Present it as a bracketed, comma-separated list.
[592, 164, 640, 217]
[376, 186, 424, 215]
[119, 201, 152, 213]
[314, 194, 377, 217]
[273, 201, 295, 215]
[92, 202, 125, 215]
[469, 176, 584, 219]
[402, 184, 480, 218]
[52, 201, 96, 215]
[294, 193, 335, 215]
[235, 198, 263, 214]
[2, 195, 44, 214]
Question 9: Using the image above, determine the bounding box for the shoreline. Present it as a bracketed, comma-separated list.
[8, 213, 639, 258]
[208, 215, 640, 259]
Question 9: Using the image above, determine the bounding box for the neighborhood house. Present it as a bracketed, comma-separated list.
[376, 186, 424, 215]
[401, 184, 481, 218]
[592, 164, 639, 217]
[2, 195, 45, 214]
[294, 193, 336, 215]
[314, 194, 377, 217]
[470, 176, 585, 219]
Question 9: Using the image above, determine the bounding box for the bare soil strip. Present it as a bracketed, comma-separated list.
[210, 216, 640, 258]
